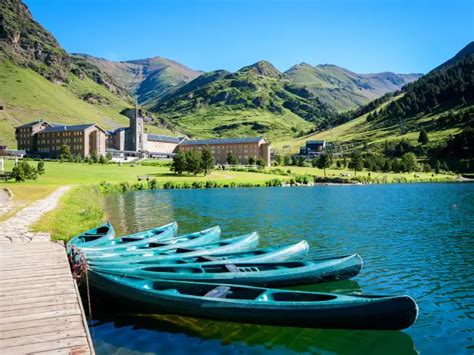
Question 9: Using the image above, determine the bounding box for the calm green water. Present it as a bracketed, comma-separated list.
[91, 184, 474, 354]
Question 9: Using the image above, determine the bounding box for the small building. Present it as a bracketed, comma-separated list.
[179, 137, 271, 166]
[299, 140, 326, 157]
[15, 119, 107, 158]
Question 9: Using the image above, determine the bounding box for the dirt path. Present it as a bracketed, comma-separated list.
[0, 186, 71, 243]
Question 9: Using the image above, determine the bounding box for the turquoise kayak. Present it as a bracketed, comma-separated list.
[88, 232, 260, 267]
[78, 221, 178, 253]
[85, 226, 222, 259]
[88, 270, 419, 330]
[89, 241, 309, 271]
[66, 222, 115, 253]
[91, 254, 363, 287]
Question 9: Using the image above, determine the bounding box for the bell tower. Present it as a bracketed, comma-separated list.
[128, 103, 144, 152]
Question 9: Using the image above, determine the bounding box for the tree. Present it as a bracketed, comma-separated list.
[99, 154, 107, 164]
[171, 150, 187, 175]
[226, 152, 238, 165]
[349, 151, 364, 176]
[316, 153, 331, 176]
[401, 152, 418, 172]
[59, 145, 73, 161]
[284, 155, 291, 166]
[11, 160, 37, 182]
[200, 145, 214, 175]
[275, 155, 283, 166]
[90, 151, 98, 164]
[186, 149, 203, 175]
[37, 160, 45, 175]
[248, 156, 256, 165]
[11, 164, 26, 182]
[418, 129, 430, 145]
[382, 159, 392, 173]
[256, 159, 265, 167]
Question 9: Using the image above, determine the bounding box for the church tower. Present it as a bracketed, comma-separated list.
[127, 104, 144, 152]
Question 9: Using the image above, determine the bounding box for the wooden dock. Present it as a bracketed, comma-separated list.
[0, 241, 94, 354]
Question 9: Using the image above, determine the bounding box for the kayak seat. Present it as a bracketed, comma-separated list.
[175, 248, 196, 253]
[159, 288, 180, 295]
[225, 264, 240, 273]
[196, 256, 221, 262]
[204, 286, 232, 299]
[238, 267, 260, 272]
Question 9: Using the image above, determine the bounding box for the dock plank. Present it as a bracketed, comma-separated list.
[0, 242, 94, 354]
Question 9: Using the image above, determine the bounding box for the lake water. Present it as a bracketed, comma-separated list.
[91, 184, 474, 354]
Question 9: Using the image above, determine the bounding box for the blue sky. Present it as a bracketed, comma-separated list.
[24, 0, 473, 74]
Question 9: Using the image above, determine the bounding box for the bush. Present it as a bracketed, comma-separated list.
[11, 160, 38, 182]
[266, 179, 282, 186]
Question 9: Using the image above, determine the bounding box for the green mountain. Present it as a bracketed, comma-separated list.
[276, 42, 474, 153]
[285, 63, 421, 112]
[0, 0, 175, 147]
[72, 54, 202, 106]
[150, 61, 338, 140]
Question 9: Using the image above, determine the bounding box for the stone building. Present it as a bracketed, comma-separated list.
[179, 137, 271, 166]
[15, 120, 107, 158]
[146, 134, 184, 156]
[107, 112, 184, 157]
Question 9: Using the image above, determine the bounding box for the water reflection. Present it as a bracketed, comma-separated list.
[98, 184, 474, 354]
[90, 294, 417, 355]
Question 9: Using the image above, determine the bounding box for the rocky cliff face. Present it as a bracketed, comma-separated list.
[0, 0, 71, 82]
[0, 0, 131, 100]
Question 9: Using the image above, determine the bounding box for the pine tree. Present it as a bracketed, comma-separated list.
[316, 153, 332, 176]
[186, 150, 203, 175]
[99, 155, 107, 164]
[37, 160, 45, 175]
[418, 129, 430, 145]
[200, 145, 214, 175]
[226, 152, 238, 165]
[90, 151, 98, 164]
[59, 145, 73, 161]
[171, 150, 186, 175]
[349, 151, 364, 176]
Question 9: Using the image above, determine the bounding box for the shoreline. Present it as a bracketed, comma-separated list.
[12, 177, 470, 242]
[96, 175, 467, 194]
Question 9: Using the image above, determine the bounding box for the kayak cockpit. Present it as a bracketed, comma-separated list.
[150, 281, 339, 302]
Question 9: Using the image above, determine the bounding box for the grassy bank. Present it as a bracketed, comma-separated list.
[31, 185, 106, 241]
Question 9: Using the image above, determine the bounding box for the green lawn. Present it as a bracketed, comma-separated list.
[0, 159, 288, 239]
[0, 159, 288, 216]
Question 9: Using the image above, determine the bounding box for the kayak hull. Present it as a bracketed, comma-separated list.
[66, 222, 115, 253]
[88, 232, 260, 267]
[85, 226, 221, 259]
[79, 222, 178, 253]
[91, 254, 363, 287]
[89, 271, 418, 331]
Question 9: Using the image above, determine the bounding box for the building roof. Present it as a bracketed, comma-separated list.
[147, 134, 182, 144]
[15, 119, 47, 129]
[181, 137, 265, 146]
[307, 140, 325, 144]
[108, 127, 128, 135]
[39, 124, 96, 133]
